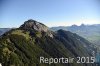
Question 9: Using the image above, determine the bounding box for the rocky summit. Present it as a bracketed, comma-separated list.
[20, 19, 49, 32]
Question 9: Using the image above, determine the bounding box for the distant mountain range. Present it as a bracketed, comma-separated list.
[51, 24, 100, 46]
[0, 28, 11, 36]
[0, 19, 96, 66]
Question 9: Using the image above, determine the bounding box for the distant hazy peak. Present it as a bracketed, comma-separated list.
[80, 24, 85, 26]
[20, 19, 49, 32]
[71, 24, 78, 28]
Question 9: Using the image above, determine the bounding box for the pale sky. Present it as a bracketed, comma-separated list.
[0, 0, 100, 28]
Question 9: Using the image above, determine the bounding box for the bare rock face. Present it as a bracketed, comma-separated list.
[20, 19, 53, 38]
[20, 19, 49, 32]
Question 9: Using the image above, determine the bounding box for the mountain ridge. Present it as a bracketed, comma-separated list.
[0, 20, 96, 66]
[51, 24, 100, 46]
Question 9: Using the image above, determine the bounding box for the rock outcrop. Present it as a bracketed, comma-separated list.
[20, 19, 48, 32]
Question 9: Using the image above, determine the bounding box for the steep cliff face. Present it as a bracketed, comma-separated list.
[0, 19, 96, 66]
